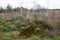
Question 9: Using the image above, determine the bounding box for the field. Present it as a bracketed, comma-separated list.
[0, 9, 60, 40]
[0, 17, 60, 40]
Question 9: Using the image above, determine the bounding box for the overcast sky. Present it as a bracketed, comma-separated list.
[0, 0, 60, 9]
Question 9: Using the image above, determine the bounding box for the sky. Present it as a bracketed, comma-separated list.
[0, 0, 60, 9]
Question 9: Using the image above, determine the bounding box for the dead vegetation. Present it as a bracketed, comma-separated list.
[10, 21, 53, 38]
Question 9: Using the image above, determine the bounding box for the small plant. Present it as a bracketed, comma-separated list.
[0, 24, 13, 32]
[15, 22, 28, 28]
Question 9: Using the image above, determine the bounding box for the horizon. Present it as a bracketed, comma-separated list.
[0, 0, 60, 9]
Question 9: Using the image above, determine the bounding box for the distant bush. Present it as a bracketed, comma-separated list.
[5, 18, 15, 22]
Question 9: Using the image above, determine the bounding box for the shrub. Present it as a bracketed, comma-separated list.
[18, 21, 53, 37]
[34, 20, 53, 30]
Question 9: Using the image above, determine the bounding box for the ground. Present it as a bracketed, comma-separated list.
[0, 32, 60, 40]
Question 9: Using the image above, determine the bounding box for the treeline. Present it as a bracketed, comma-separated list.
[0, 4, 46, 13]
[0, 4, 29, 13]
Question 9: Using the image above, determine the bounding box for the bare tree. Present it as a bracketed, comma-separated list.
[6, 4, 12, 13]
[0, 7, 3, 13]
